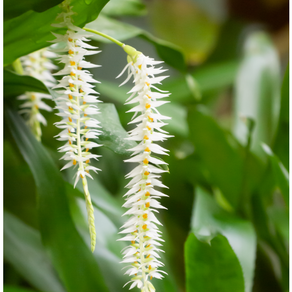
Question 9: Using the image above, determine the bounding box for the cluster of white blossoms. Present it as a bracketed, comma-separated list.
[14, 0, 173, 286]
[118, 46, 171, 292]
[50, 0, 102, 252]
[18, 48, 57, 141]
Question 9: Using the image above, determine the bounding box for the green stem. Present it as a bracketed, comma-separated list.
[71, 37, 96, 252]
[12, 58, 24, 75]
[82, 178, 96, 252]
[83, 27, 124, 47]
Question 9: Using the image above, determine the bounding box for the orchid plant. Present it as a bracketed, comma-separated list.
[4, 1, 288, 292]
[14, 0, 172, 290]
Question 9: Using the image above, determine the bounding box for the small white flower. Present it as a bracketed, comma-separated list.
[18, 48, 57, 140]
[50, 0, 102, 252]
[118, 47, 172, 291]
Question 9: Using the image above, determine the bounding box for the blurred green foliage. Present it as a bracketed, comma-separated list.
[4, 0, 289, 292]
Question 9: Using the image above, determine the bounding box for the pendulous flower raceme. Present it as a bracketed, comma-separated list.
[50, 0, 102, 252]
[118, 46, 172, 292]
[18, 48, 57, 141]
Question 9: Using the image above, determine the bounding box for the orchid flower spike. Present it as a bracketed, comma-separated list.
[50, 0, 102, 252]
[18, 48, 57, 141]
[118, 45, 172, 291]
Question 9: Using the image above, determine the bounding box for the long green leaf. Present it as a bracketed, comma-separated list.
[191, 187, 256, 292]
[273, 64, 289, 169]
[4, 211, 65, 292]
[188, 105, 267, 212]
[4, 0, 63, 21]
[4, 69, 49, 98]
[6, 107, 109, 292]
[188, 106, 243, 208]
[185, 233, 245, 292]
[4, 0, 109, 66]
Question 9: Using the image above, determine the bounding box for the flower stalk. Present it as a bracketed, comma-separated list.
[83, 27, 124, 47]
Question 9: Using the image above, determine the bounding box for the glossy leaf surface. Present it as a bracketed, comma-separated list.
[191, 187, 256, 292]
[185, 233, 245, 292]
[4, 211, 65, 292]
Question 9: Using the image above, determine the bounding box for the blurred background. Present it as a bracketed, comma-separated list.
[4, 0, 289, 292]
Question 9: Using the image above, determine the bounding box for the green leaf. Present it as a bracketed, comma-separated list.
[233, 31, 281, 158]
[85, 15, 186, 71]
[273, 64, 289, 169]
[4, 69, 49, 98]
[262, 144, 289, 206]
[93, 103, 137, 155]
[4, 211, 65, 292]
[140, 33, 186, 72]
[185, 233, 245, 292]
[102, 0, 147, 16]
[4, 0, 63, 21]
[191, 187, 256, 292]
[5, 107, 110, 292]
[188, 106, 243, 208]
[4, 0, 109, 66]
[160, 61, 239, 104]
[4, 139, 39, 229]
